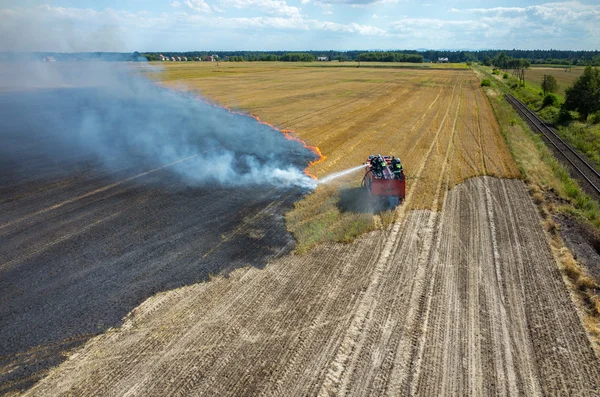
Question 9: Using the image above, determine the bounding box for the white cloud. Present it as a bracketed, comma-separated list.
[387, 2, 600, 49]
[216, 0, 301, 17]
[202, 14, 384, 35]
[452, 1, 600, 23]
[183, 0, 211, 13]
[446, 1, 600, 45]
[1, 1, 598, 51]
[313, 20, 386, 34]
[316, 0, 400, 6]
[450, 6, 525, 15]
[389, 18, 486, 31]
[386, 18, 480, 42]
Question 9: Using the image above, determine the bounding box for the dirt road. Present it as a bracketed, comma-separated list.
[21, 176, 600, 396]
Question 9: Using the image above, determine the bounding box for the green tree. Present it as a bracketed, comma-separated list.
[281, 53, 315, 62]
[541, 74, 559, 95]
[563, 66, 600, 120]
[492, 51, 508, 69]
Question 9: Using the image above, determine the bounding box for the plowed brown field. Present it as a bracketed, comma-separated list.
[5, 64, 600, 396]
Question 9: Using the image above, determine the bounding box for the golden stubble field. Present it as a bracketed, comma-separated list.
[155, 62, 519, 207]
[152, 62, 520, 251]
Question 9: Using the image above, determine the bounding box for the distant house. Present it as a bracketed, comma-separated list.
[171, 56, 176, 61]
[317, 56, 328, 61]
[43, 56, 56, 62]
[437, 57, 449, 63]
[204, 56, 215, 62]
[159, 54, 167, 61]
[176, 56, 182, 61]
[195, 57, 202, 61]
[182, 57, 188, 61]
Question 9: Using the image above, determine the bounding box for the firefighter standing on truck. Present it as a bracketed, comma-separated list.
[391, 156, 403, 179]
[373, 155, 385, 178]
[379, 155, 388, 175]
[371, 155, 382, 178]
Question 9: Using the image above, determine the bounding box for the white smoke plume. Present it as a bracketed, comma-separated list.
[0, 61, 318, 190]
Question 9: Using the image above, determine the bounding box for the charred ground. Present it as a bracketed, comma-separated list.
[0, 88, 313, 393]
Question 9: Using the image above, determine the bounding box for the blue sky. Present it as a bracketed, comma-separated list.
[1, 1, 599, 51]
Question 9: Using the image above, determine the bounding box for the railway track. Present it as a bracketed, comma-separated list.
[505, 94, 600, 200]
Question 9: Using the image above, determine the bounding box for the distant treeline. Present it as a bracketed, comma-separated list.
[143, 50, 600, 65]
[356, 52, 423, 63]
[421, 49, 600, 65]
[142, 50, 600, 65]
[143, 51, 424, 63]
[481, 52, 531, 69]
[2, 49, 600, 66]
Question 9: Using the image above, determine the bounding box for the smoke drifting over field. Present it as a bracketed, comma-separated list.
[0, 62, 318, 189]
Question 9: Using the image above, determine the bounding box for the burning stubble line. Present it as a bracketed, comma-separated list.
[194, 95, 326, 179]
[0, 151, 214, 232]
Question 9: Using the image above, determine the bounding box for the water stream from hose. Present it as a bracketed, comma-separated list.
[317, 165, 365, 185]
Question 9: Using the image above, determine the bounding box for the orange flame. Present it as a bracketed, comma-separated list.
[195, 96, 326, 179]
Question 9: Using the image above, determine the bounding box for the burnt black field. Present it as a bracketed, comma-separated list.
[0, 88, 314, 393]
